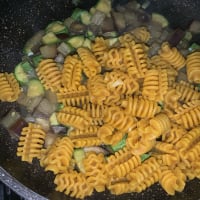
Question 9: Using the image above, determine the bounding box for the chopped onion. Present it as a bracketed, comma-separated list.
[83, 146, 110, 155]
[91, 10, 106, 26]
[111, 11, 126, 31]
[44, 132, 58, 148]
[55, 53, 64, 64]
[51, 125, 67, 134]
[36, 98, 56, 116]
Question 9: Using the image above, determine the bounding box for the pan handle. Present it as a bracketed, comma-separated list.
[0, 167, 48, 200]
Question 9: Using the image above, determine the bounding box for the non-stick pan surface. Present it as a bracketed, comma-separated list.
[0, 0, 200, 199]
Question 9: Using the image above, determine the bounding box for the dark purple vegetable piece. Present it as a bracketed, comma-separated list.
[70, 22, 87, 34]
[9, 118, 28, 137]
[56, 33, 69, 40]
[111, 11, 126, 32]
[101, 17, 116, 32]
[168, 28, 185, 47]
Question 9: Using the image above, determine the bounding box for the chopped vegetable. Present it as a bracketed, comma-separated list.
[57, 42, 74, 56]
[40, 45, 57, 58]
[111, 134, 127, 152]
[42, 32, 60, 45]
[71, 8, 85, 21]
[140, 153, 151, 162]
[67, 35, 85, 48]
[152, 13, 169, 28]
[95, 0, 112, 15]
[82, 38, 92, 49]
[91, 10, 106, 26]
[80, 11, 92, 25]
[31, 55, 43, 67]
[85, 30, 95, 40]
[73, 148, 85, 173]
[14, 61, 35, 84]
[83, 146, 110, 155]
[44, 132, 58, 148]
[27, 79, 44, 97]
[49, 113, 59, 126]
[46, 21, 68, 34]
[188, 43, 200, 52]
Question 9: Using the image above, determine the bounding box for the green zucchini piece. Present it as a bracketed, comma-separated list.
[49, 113, 59, 126]
[42, 32, 60, 45]
[85, 30, 95, 40]
[73, 148, 85, 173]
[31, 54, 43, 67]
[95, 0, 112, 15]
[56, 103, 64, 111]
[106, 37, 118, 47]
[67, 35, 85, 48]
[82, 38, 92, 49]
[14, 62, 35, 84]
[46, 21, 68, 34]
[80, 11, 92, 25]
[27, 79, 44, 97]
[188, 43, 200, 52]
[140, 153, 151, 162]
[71, 8, 84, 21]
[111, 134, 127, 152]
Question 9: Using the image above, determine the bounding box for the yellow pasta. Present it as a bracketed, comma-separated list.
[97, 124, 125, 145]
[130, 26, 151, 43]
[159, 42, 185, 70]
[56, 106, 92, 130]
[0, 72, 21, 102]
[142, 68, 168, 101]
[83, 153, 108, 192]
[159, 167, 186, 195]
[175, 81, 200, 103]
[127, 41, 148, 78]
[186, 51, 200, 83]
[77, 47, 101, 78]
[17, 123, 46, 163]
[164, 88, 181, 109]
[36, 59, 61, 92]
[87, 74, 110, 105]
[127, 157, 161, 192]
[61, 55, 82, 89]
[40, 137, 74, 174]
[54, 170, 93, 199]
[103, 106, 137, 132]
[91, 37, 109, 66]
[121, 96, 161, 118]
[56, 85, 90, 107]
[172, 100, 200, 129]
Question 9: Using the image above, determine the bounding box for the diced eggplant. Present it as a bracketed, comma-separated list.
[168, 28, 185, 47]
[36, 98, 56, 116]
[44, 132, 58, 148]
[101, 17, 115, 32]
[111, 11, 126, 31]
[69, 22, 87, 35]
[40, 44, 57, 58]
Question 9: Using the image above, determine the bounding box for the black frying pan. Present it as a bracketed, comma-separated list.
[0, 0, 200, 199]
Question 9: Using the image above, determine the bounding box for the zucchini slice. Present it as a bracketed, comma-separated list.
[27, 79, 44, 97]
[82, 38, 92, 49]
[73, 148, 85, 173]
[46, 21, 68, 34]
[80, 11, 92, 25]
[67, 35, 85, 49]
[95, 0, 112, 15]
[14, 62, 35, 84]
[42, 32, 60, 45]
[71, 8, 84, 21]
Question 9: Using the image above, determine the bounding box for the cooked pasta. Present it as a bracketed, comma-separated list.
[17, 123, 46, 163]
[0, 72, 21, 102]
[40, 136, 74, 174]
[121, 96, 161, 118]
[174, 81, 200, 102]
[130, 26, 151, 43]
[61, 55, 83, 89]
[159, 42, 185, 70]
[56, 106, 92, 130]
[164, 88, 181, 109]
[56, 85, 90, 106]
[77, 47, 101, 78]
[54, 170, 93, 199]
[186, 51, 200, 83]
[159, 167, 186, 195]
[36, 59, 61, 92]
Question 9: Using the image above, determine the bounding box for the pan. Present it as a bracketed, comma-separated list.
[0, 0, 200, 199]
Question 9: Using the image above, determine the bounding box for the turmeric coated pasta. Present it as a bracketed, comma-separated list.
[9, 4, 200, 199]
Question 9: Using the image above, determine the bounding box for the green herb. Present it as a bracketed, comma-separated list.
[140, 153, 151, 162]
[111, 134, 127, 152]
